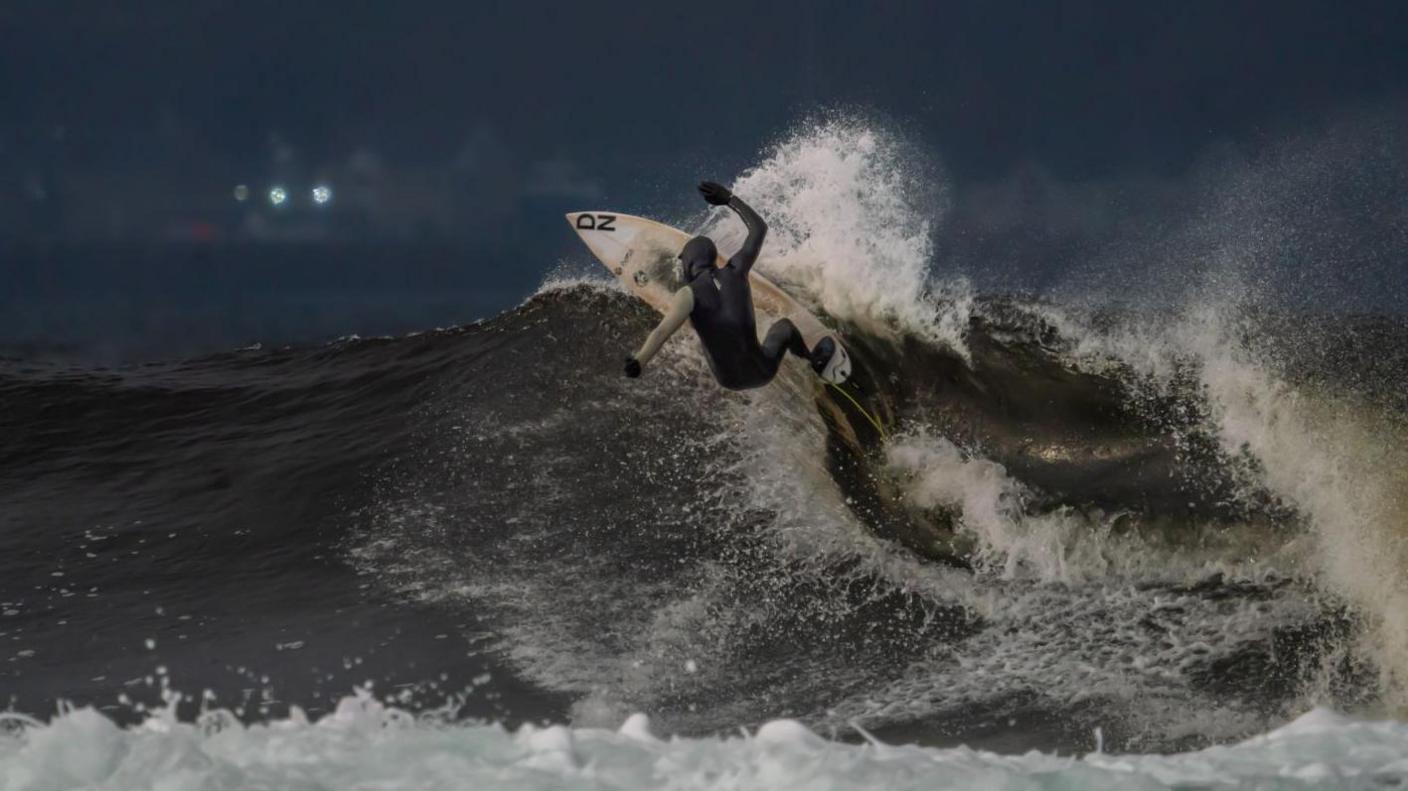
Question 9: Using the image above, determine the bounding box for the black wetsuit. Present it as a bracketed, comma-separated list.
[683, 196, 811, 391]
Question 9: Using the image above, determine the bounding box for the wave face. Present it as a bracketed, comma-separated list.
[3, 119, 1408, 779]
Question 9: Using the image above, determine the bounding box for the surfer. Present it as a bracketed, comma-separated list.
[623, 181, 836, 390]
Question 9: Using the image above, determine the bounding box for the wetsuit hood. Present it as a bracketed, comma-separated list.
[679, 236, 717, 282]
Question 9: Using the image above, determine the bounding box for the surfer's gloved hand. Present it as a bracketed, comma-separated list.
[698, 181, 732, 207]
[624, 357, 642, 378]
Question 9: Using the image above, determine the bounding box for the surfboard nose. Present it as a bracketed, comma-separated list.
[567, 211, 624, 235]
[566, 212, 601, 234]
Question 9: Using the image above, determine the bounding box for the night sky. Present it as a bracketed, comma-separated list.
[2, 1, 1406, 356]
[7, 2, 1406, 178]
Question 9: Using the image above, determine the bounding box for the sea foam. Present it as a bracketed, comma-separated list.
[1, 699, 1405, 790]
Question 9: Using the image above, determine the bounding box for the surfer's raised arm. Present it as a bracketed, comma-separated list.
[698, 181, 766, 275]
[624, 287, 694, 378]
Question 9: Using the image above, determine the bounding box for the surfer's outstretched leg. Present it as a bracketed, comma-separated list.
[761, 319, 810, 368]
[761, 319, 840, 380]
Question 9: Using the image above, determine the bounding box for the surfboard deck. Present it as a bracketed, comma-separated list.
[565, 211, 851, 383]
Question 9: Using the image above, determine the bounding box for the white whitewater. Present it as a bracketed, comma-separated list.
[1, 696, 1405, 790]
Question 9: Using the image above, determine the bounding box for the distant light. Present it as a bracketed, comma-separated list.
[311, 185, 332, 205]
[269, 186, 288, 206]
[233, 184, 250, 202]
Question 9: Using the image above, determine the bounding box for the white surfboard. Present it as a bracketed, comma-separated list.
[565, 211, 851, 384]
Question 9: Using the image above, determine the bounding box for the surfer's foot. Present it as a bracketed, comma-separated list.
[809, 337, 836, 375]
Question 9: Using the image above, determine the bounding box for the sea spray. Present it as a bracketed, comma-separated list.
[696, 116, 973, 358]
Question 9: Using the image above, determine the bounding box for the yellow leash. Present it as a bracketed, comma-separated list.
[826, 381, 888, 440]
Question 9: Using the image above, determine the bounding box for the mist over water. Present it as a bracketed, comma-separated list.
[3, 115, 1408, 787]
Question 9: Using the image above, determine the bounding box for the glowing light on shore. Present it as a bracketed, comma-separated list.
[233, 184, 249, 202]
[312, 185, 332, 205]
[269, 186, 288, 206]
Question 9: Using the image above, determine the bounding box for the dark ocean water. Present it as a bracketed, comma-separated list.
[5, 281, 1405, 758]
[0, 242, 536, 362]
